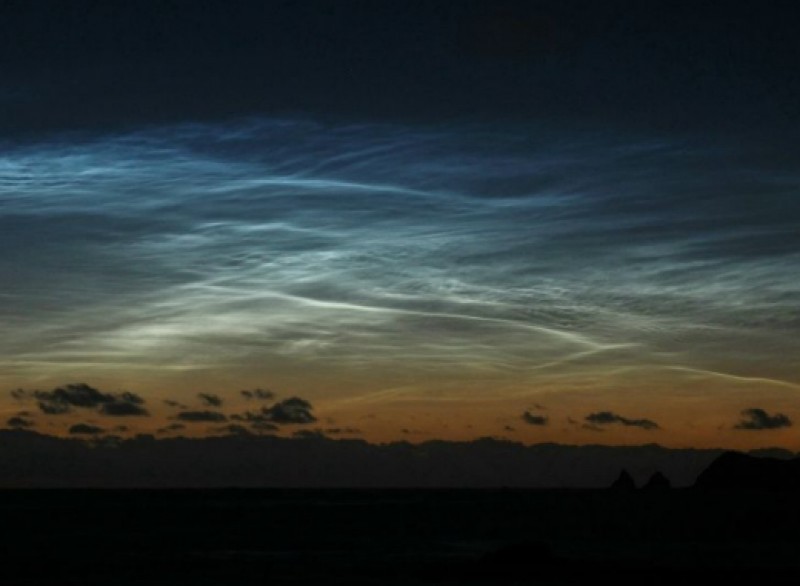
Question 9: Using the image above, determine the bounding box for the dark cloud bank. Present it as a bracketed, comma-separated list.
[27, 383, 149, 417]
[0, 429, 792, 488]
[735, 408, 792, 431]
[585, 411, 660, 430]
[521, 411, 548, 426]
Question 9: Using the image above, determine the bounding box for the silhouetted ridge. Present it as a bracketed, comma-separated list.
[694, 451, 800, 491]
[643, 471, 671, 490]
[610, 469, 636, 490]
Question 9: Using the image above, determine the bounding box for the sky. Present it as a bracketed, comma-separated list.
[1, 0, 798, 450]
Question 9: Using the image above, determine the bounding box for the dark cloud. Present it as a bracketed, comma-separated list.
[582, 423, 605, 432]
[504, 425, 516, 432]
[325, 427, 362, 435]
[293, 429, 326, 440]
[522, 411, 548, 426]
[7, 416, 33, 429]
[251, 422, 278, 432]
[585, 411, 659, 430]
[32, 383, 148, 417]
[197, 393, 222, 407]
[120, 392, 144, 405]
[229, 410, 279, 432]
[262, 397, 316, 425]
[157, 423, 186, 434]
[228, 398, 316, 429]
[99, 402, 149, 417]
[175, 410, 227, 423]
[734, 408, 792, 431]
[68, 423, 104, 435]
[35, 383, 115, 409]
[219, 424, 252, 436]
[163, 400, 187, 409]
[241, 389, 275, 401]
[10, 389, 26, 400]
[38, 401, 70, 415]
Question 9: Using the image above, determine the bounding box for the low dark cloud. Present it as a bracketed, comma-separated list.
[35, 383, 115, 409]
[293, 429, 326, 439]
[582, 423, 605, 432]
[99, 402, 149, 417]
[31, 383, 148, 417]
[251, 421, 279, 432]
[325, 427, 362, 435]
[175, 411, 227, 423]
[198, 393, 222, 407]
[241, 389, 275, 401]
[120, 392, 144, 405]
[585, 411, 660, 430]
[522, 411, 548, 426]
[734, 408, 792, 431]
[229, 397, 316, 430]
[219, 424, 252, 436]
[163, 400, 187, 409]
[157, 423, 186, 434]
[262, 397, 316, 425]
[7, 416, 33, 428]
[69, 423, 104, 435]
[229, 410, 279, 432]
[10, 389, 25, 400]
[38, 401, 70, 415]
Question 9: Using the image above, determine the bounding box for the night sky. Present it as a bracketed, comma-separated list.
[1, 0, 798, 450]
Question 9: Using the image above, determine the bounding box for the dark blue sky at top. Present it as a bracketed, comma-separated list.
[1, 0, 798, 140]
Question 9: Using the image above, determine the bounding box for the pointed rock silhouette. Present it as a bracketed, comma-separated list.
[610, 468, 636, 490]
[642, 470, 671, 490]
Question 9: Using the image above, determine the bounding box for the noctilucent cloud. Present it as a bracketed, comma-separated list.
[2, 118, 798, 448]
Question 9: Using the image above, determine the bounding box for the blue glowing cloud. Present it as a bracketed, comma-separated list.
[0, 119, 798, 406]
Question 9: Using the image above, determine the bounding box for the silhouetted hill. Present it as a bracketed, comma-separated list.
[610, 469, 636, 490]
[0, 429, 773, 488]
[642, 471, 671, 490]
[694, 451, 800, 491]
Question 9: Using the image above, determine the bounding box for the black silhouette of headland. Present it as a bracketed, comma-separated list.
[0, 445, 797, 584]
[694, 450, 800, 491]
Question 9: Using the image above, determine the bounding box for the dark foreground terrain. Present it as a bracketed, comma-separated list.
[1, 487, 799, 585]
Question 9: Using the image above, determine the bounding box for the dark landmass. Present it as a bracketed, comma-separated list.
[610, 468, 637, 490]
[695, 450, 800, 491]
[0, 440, 799, 583]
[0, 429, 763, 488]
[643, 470, 671, 490]
[1, 487, 799, 585]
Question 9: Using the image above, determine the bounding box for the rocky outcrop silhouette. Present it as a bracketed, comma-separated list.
[694, 451, 800, 491]
[610, 468, 636, 490]
[642, 470, 671, 490]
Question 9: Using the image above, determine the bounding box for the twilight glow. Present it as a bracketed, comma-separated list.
[2, 118, 798, 448]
